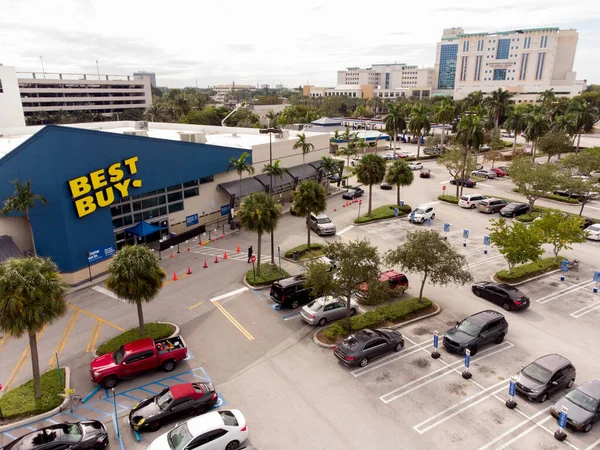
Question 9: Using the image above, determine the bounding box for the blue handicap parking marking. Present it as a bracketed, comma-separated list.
[184, 350, 195, 361]
[133, 429, 142, 442]
[211, 394, 227, 410]
[271, 304, 281, 311]
[282, 312, 301, 321]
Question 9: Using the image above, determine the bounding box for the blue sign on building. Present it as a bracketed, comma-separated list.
[220, 205, 231, 217]
[87, 245, 116, 264]
[186, 214, 199, 227]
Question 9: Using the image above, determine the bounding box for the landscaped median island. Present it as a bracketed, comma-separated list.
[245, 263, 290, 287]
[494, 256, 565, 283]
[512, 188, 580, 204]
[354, 204, 412, 224]
[284, 243, 324, 260]
[0, 369, 65, 422]
[316, 298, 435, 345]
[437, 194, 459, 204]
[97, 322, 176, 355]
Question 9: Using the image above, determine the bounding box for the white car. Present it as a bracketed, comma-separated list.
[586, 224, 600, 241]
[397, 151, 414, 158]
[148, 410, 248, 450]
[383, 152, 400, 160]
[409, 204, 436, 224]
[408, 162, 423, 170]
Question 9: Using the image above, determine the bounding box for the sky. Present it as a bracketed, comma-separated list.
[1, 0, 599, 89]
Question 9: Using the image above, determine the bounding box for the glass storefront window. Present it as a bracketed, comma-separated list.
[112, 217, 123, 228]
[183, 180, 198, 188]
[121, 203, 132, 214]
[111, 205, 121, 217]
[199, 176, 214, 184]
[168, 191, 183, 202]
[168, 202, 184, 213]
[133, 201, 142, 211]
[167, 184, 181, 192]
[159, 206, 167, 216]
[184, 187, 199, 198]
[141, 190, 157, 198]
[142, 197, 159, 209]
[158, 195, 166, 205]
[123, 215, 133, 226]
[134, 213, 142, 223]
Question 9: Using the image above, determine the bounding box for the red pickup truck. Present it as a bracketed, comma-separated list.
[90, 336, 187, 388]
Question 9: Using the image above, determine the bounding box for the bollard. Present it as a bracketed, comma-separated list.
[554, 406, 568, 441]
[462, 348, 472, 379]
[506, 376, 518, 409]
[431, 331, 440, 359]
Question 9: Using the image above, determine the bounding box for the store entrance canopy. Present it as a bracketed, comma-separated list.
[125, 220, 161, 237]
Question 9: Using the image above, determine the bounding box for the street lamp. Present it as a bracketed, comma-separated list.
[259, 127, 283, 266]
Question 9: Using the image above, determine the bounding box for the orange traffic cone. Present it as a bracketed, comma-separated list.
[213, 237, 217, 242]
[342, 203, 346, 208]
[199, 241, 203, 246]
[221, 233, 225, 239]
[172, 272, 178, 281]
[214, 255, 219, 263]
[187, 266, 192, 275]
[187, 247, 190, 252]
[236, 244, 241, 253]
[203, 260, 208, 268]
[170, 253, 174, 258]
[334, 207, 337, 212]
[223, 251, 228, 260]
[345, 201, 349, 207]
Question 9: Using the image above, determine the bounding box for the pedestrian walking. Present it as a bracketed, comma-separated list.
[247, 246, 253, 263]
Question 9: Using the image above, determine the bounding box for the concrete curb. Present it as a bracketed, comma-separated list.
[92, 322, 180, 358]
[0, 367, 71, 432]
[242, 275, 271, 291]
[490, 268, 562, 286]
[312, 302, 442, 349]
[353, 215, 408, 227]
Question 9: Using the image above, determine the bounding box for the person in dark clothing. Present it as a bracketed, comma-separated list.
[247, 246, 253, 263]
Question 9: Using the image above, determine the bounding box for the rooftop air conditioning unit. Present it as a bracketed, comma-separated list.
[178, 132, 207, 144]
[232, 132, 238, 137]
[281, 130, 290, 140]
[123, 130, 148, 137]
[135, 121, 149, 130]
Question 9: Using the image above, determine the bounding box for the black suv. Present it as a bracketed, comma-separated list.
[270, 275, 313, 309]
[443, 310, 508, 356]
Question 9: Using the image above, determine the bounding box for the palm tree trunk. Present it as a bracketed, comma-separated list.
[513, 134, 517, 152]
[531, 142, 536, 161]
[270, 231, 275, 266]
[136, 300, 145, 335]
[29, 331, 42, 398]
[257, 231, 263, 276]
[576, 133, 582, 152]
[306, 215, 311, 249]
[26, 212, 37, 257]
[440, 123, 445, 150]
[239, 174, 243, 207]
[417, 136, 421, 159]
[397, 185, 400, 206]
[368, 184, 373, 217]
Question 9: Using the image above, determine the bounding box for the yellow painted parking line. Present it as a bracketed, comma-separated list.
[68, 304, 125, 332]
[162, 272, 190, 287]
[89, 321, 102, 352]
[4, 325, 47, 391]
[0, 333, 8, 353]
[86, 320, 101, 353]
[188, 301, 204, 310]
[213, 301, 254, 341]
[49, 311, 80, 369]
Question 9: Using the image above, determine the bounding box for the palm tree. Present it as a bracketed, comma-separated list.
[408, 103, 431, 159]
[356, 154, 387, 217]
[553, 113, 578, 140]
[484, 88, 514, 132]
[525, 112, 551, 160]
[386, 159, 414, 205]
[356, 138, 369, 155]
[341, 127, 358, 151]
[569, 98, 599, 151]
[227, 152, 255, 205]
[293, 133, 314, 164]
[293, 181, 327, 250]
[174, 93, 191, 118]
[145, 103, 164, 122]
[539, 89, 556, 107]
[265, 110, 277, 128]
[435, 99, 455, 150]
[504, 106, 528, 151]
[0, 257, 69, 398]
[456, 114, 485, 195]
[331, 130, 341, 142]
[384, 102, 407, 151]
[238, 192, 280, 276]
[262, 160, 285, 265]
[1, 180, 47, 256]
[320, 156, 339, 195]
[338, 146, 358, 170]
[463, 91, 484, 112]
[106, 246, 166, 338]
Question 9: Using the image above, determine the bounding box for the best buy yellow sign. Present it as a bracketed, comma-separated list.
[68, 156, 142, 218]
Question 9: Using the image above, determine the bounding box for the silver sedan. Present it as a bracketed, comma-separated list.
[301, 296, 358, 326]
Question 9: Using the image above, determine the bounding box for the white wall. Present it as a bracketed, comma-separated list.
[0, 66, 26, 128]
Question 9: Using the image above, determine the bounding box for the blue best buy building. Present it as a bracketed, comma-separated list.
[0, 125, 246, 280]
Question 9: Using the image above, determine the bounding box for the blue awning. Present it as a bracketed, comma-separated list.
[125, 221, 161, 237]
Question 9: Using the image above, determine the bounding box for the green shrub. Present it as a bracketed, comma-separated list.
[512, 188, 580, 204]
[355, 204, 408, 224]
[97, 323, 176, 355]
[515, 212, 542, 223]
[438, 195, 459, 204]
[398, 204, 412, 214]
[495, 257, 564, 282]
[0, 369, 65, 419]
[284, 243, 323, 259]
[245, 263, 290, 287]
[322, 297, 433, 341]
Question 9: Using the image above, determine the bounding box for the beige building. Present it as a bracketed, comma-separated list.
[213, 84, 257, 95]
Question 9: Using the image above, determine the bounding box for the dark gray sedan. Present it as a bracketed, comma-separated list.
[551, 380, 600, 433]
[334, 328, 404, 367]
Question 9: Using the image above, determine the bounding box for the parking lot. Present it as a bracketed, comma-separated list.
[337, 311, 600, 450]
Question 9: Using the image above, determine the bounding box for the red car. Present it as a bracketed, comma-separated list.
[490, 167, 506, 177]
[90, 336, 188, 388]
[358, 270, 409, 297]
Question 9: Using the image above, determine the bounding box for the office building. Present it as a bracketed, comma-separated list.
[0, 121, 329, 284]
[133, 71, 157, 87]
[0, 65, 26, 128]
[213, 84, 256, 95]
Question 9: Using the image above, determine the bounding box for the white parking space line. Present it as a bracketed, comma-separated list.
[208, 287, 249, 302]
[537, 281, 595, 304]
[585, 436, 600, 450]
[495, 415, 553, 450]
[379, 342, 514, 404]
[477, 406, 552, 450]
[92, 286, 126, 303]
[468, 255, 506, 268]
[478, 183, 493, 187]
[440, 180, 450, 185]
[570, 300, 600, 318]
[337, 225, 355, 236]
[413, 381, 509, 434]
[351, 339, 432, 377]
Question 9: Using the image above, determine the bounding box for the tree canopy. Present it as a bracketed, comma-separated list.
[487, 218, 544, 272]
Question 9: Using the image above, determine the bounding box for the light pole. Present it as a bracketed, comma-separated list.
[259, 127, 282, 266]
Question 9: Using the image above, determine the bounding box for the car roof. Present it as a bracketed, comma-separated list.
[186, 410, 241, 435]
[506, 202, 527, 207]
[169, 383, 206, 400]
[379, 270, 404, 281]
[496, 283, 519, 291]
[350, 328, 384, 342]
[312, 213, 330, 218]
[577, 380, 600, 399]
[466, 310, 505, 325]
[275, 275, 305, 287]
[416, 204, 434, 208]
[124, 337, 155, 353]
[533, 354, 572, 371]
[461, 193, 483, 198]
[481, 197, 503, 202]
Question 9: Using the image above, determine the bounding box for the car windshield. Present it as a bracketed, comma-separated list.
[522, 362, 553, 384]
[157, 389, 174, 410]
[414, 208, 426, 214]
[59, 423, 83, 442]
[499, 285, 522, 299]
[316, 217, 331, 224]
[167, 422, 193, 450]
[342, 335, 360, 349]
[306, 300, 323, 312]
[505, 204, 517, 210]
[456, 319, 481, 337]
[113, 346, 126, 364]
[589, 225, 600, 232]
[460, 196, 469, 201]
[566, 389, 599, 413]
[218, 411, 239, 426]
